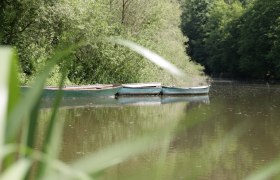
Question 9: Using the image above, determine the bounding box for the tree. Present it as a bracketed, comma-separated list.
[1, 0, 206, 85]
[204, 0, 244, 77]
[181, 0, 280, 80]
[237, 0, 280, 78]
[181, 0, 213, 67]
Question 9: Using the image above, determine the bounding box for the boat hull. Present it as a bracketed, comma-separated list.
[162, 85, 210, 95]
[21, 86, 122, 98]
[43, 86, 122, 97]
[117, 87, 162, 95]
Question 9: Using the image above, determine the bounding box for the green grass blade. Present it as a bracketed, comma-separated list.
[6, 45, 76, 143]
[7, 48, 20, 116]
[0, 145, 16, 163]
[37, 70, 67, 180]
[0, 47, 20, 170]
[0, 158, 32, 180]
[0, 48, 11, 170]
[19, 148, 91, 180]
[21, 95, 43, 180]
[70, 130, 169, 175]
[25, 96, 42, 151]
[245, 159, 280, 180]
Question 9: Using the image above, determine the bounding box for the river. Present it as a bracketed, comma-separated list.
[38, 81, 280, 179]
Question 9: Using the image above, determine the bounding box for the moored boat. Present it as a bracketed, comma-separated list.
[162, 85, 210, 95]
[117, 83, 162, 95]
[42, 84, 122, 97]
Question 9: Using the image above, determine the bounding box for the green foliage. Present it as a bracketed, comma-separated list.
[181, 0, 212, 66]
[1, 0, 206, 86]
[204, 0, 245, 76]
[237, 0, 280, 79]
[181, 0, 280, 79]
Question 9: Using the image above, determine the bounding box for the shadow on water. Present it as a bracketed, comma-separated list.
[37, 81, 280, 180]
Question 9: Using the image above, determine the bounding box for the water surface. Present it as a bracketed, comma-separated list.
[39, 81, 280, 179]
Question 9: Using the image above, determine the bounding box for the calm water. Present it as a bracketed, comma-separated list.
[39, 81, 280, 179]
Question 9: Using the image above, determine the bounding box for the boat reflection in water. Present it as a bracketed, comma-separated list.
[40, 95, 210, 109]
[161, 95, 210, 104]
[116, 96, 162, 106]
[40, 96, 119, 109]
[117, 95, 209, 106]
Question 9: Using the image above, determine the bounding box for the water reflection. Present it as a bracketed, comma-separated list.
[117, 96, 161, 106]
[38, 82, 280, 179]
[40, 95, 210, 108]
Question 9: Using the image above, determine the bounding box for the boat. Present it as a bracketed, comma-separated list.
[161, 85, 210, 95]
[117, 83, 162, 95]
[42, 84, 122, 98]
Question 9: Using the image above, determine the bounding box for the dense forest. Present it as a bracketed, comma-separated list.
[181, 0, 280, 80]
[4, 0, 278, 83]
[0, 0, 206, 86]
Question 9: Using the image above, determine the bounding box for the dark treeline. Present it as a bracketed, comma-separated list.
[0, 0, 206, 86]
[181, 0, 280, 80]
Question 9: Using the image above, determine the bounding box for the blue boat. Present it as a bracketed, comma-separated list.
[162, 85, 210, 95]
[118, 83, 162, 95]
